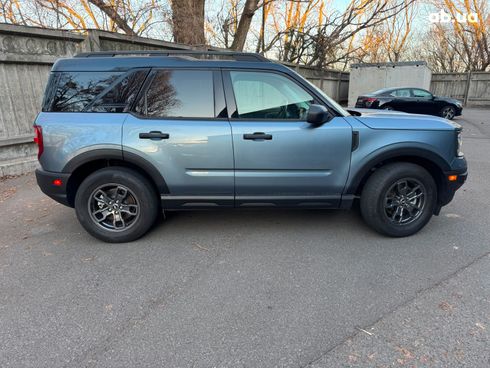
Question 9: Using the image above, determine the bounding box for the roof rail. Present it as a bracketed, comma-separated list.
[74, 50, 269, 62]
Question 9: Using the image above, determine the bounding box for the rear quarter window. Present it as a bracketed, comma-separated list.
[42, 69, 148, 113]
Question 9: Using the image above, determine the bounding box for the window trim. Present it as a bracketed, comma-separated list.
[222, 68, 333, 122]
[130, 67, 226, 121]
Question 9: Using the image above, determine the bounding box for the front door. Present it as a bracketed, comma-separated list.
[411, 88, 437, 115]
[224, 70, 352, 208]
[123, 69, 234, 208]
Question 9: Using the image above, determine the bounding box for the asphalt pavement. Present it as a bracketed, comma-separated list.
[0, 109, 489, 367]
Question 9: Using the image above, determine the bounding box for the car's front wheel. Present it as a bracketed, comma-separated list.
[360, 163, 437, 237]
[440, 105, 456, 120]
[75, 167, 159, 243]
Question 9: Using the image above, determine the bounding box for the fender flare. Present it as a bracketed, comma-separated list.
[344, 146, 450, 195]
[62, 148, 169, 194]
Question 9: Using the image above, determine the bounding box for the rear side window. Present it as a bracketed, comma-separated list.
[42, 69, 148, 112]
[390, 89, 411, 97]
[135, 70, 214, 118]
[91, 70, 149, 112]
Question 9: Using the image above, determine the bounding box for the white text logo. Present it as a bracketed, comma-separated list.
[429, 10, 478, 23]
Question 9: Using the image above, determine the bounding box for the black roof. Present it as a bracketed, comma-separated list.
[75, 50, 269, 61]
[52, 50, 290, 73]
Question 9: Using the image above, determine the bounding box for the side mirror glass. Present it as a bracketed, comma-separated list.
[306, 104, 334, 125]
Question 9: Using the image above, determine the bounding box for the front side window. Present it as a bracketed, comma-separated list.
[135, 70, 214, 118]
[230, 71, 313, 119]
[412, 89, 432, 98]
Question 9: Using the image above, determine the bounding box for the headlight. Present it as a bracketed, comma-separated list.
[456, 130, 464, 157]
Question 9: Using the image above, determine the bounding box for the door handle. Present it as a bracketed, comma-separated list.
[243, 132, 272, 140]
[139, 131, 170, 140]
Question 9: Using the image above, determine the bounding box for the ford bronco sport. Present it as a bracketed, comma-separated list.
[34, 51, 467, 243]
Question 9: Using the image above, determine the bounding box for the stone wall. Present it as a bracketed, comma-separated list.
[0, 23, 349, 176]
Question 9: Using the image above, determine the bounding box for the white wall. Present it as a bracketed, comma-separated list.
[348, 62, 432, 107]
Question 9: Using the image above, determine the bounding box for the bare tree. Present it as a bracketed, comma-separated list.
[238, 0, 417, 69]
[171, 0, 206, 45]
[418, 26, 466, 72]
[230, 0, 259, 50]
[424, 0, 489, 72]
[207, 0, 239, 48]
[88, 0, 136, 35]
[0, 0, 161, 36]
[353, 0, 417, 64]
[302, 0, 417, 68]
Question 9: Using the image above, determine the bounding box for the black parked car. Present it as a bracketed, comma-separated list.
[355, 87, 463, 120]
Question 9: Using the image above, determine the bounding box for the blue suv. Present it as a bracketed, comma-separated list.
[34, 51, 467, 243]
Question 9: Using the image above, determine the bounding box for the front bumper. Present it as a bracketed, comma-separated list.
[436, 157, 467, 212]
[35, 169, 72, 207]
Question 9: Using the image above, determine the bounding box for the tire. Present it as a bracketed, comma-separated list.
[75, 167, 159, 243]
[360, 163, 437, 237]
[440, 105, 456, 120]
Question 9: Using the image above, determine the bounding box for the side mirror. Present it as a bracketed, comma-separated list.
[306, 104, 334, 125]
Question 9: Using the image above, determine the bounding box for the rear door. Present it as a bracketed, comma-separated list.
[123, 68, 234, 208]
[224, 69, 352, 208]
[387, 88, 414, 112]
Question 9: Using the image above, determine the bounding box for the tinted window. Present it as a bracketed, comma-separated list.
[91, 70, 148, 113]
[42, 70, 148, 113]
[412, 89, 432, 98]
[135, 70, 214, 118]
[390, 89, 411, 97]
[230, 71, 313, 119]
[44, 72, 123, 112]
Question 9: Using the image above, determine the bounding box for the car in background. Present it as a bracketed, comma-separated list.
[355, 87, 463, 120]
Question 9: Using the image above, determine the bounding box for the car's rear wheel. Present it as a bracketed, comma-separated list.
[360, 163, 437, 237]
[75, 167, 159, 243]
[440, 105, 456, 120]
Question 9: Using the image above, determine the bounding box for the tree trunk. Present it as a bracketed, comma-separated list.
[171, 0, 206, 46]
[230, 0, 259, 51]
[88, 0, 136, 36]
